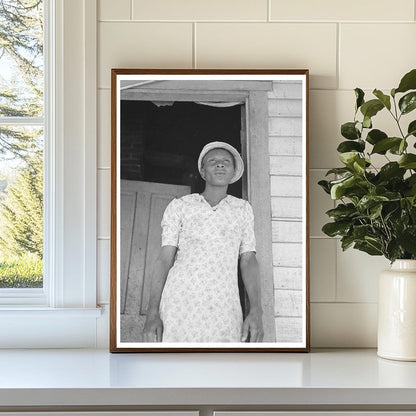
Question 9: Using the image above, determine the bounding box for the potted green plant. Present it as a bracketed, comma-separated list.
[319, 68, 416, 361]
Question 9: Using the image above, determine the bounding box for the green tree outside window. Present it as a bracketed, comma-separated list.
[0, 0, 44, 288]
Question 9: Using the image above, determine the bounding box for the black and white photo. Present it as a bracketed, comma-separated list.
[110, 69, 310, 352]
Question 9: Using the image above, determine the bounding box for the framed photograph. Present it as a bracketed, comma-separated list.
[110, 69, 310, 352]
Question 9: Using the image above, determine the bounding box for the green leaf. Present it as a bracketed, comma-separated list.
[398, 227, 416, 255]
[384, 203, 400, 222]
[389, 139, 408, 155]
[355, 88, 365, 110]
[395, 69, 416, 94]
[325, 167, 352, 176]
[365, 236, 384, 252]
[373, 89, 391, 110]
[360, 99, 384, 119]
[326, 203, 357, 220]
[363, 116, 372, 129]
[322, 221, 351, 237]
[366, 129, 387, 145]
[357, 195, 389, 211]
[369, 203, 383, 219]
[407, 174, 416, 187]
[386, 240, 403, 263]
[354, 241, 383, 256]
[341, 235, 355, 251]
[399, 92, 416, 115]
[330, 175, 357, 199]
[339, 152, 360, 166]
[399, 139, 407, 154]
[353, 158, 366, 174]
[341, 122, 361, 140]
[374, 185, 388, 194]
[329, 175, 354, 186]
[337, 140, 365, 153]
[377, 162, 406, 181]
[407, 196, 416, 207]
[371, 137, 402, 154]
[400, 198, 411, 211]
[399, 154, 416, 169]
[318, 180, 331, 194]
[384, 192, 402, 201]
[407, 120, 416, 138]
[352, 224, 373, 240]
[338, 152, 369, 168]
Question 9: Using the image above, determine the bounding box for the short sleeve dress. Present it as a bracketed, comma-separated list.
[159, 193, 256, 343]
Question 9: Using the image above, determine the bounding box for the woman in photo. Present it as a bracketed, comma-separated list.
[143, 141, 264, 343]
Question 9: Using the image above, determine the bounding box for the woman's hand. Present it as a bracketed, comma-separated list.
[241, 309, 264, 342]
[239, 251, 264, 342]
[143, 312, 163, 342]
[143, 245, 177, 343]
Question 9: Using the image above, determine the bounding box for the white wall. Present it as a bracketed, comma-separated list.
[96, 0, 416, 348]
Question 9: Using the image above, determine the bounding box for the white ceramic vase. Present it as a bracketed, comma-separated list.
[378, 259, 416, 361]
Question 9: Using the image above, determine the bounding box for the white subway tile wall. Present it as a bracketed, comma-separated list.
[97, 0, 416, 347]
[309, 170, 334, 237]
[310, 239, 337, 302]
[99, 0, 131, 21]
[132, 0, 268, 21]
[336, 246, 389, 303]
[270, 0, 414, 22]
[311, 303, 378, 347]
[196, 23, 338, 89]
[98, 22, 193, 88]
[339, 24, 416, 90]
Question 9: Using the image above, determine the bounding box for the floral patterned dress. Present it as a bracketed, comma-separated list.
[159, 193, 256, 342]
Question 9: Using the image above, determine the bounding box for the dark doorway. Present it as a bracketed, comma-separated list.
[120, 100, 243, 197]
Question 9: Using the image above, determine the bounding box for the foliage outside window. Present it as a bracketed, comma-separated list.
[0, 0, 44, 288]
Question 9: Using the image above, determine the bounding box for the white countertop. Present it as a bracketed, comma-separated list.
[0, 348, 416, 408]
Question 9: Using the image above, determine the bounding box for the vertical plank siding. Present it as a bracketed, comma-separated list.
[269, 81, 304, 340]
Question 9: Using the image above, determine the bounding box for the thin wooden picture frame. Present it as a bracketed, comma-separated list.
[110, 69, 310, 352]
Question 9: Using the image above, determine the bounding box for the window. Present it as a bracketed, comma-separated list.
[0, 0, 45, 294]
[0, 0, 100, 348]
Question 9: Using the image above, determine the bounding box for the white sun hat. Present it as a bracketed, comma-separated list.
[197, 141, 244, 184]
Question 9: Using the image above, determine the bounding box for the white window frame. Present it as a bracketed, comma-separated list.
[0, 0, 53, 307]
[0, 0, 101, 348]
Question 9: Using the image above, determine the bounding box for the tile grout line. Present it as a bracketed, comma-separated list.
[336, 22, 340, 90]
[268, 0, 271, 22]
[98, 19, 415, 24]
[309, 236, 337, 239]
[334, 215, 339, 302]
[130, 0, 133, 20]
[193, 22, 197, 68]
[311, 301, 378, 305]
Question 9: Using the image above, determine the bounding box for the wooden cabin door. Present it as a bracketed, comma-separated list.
[120, 180, 190, 342]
